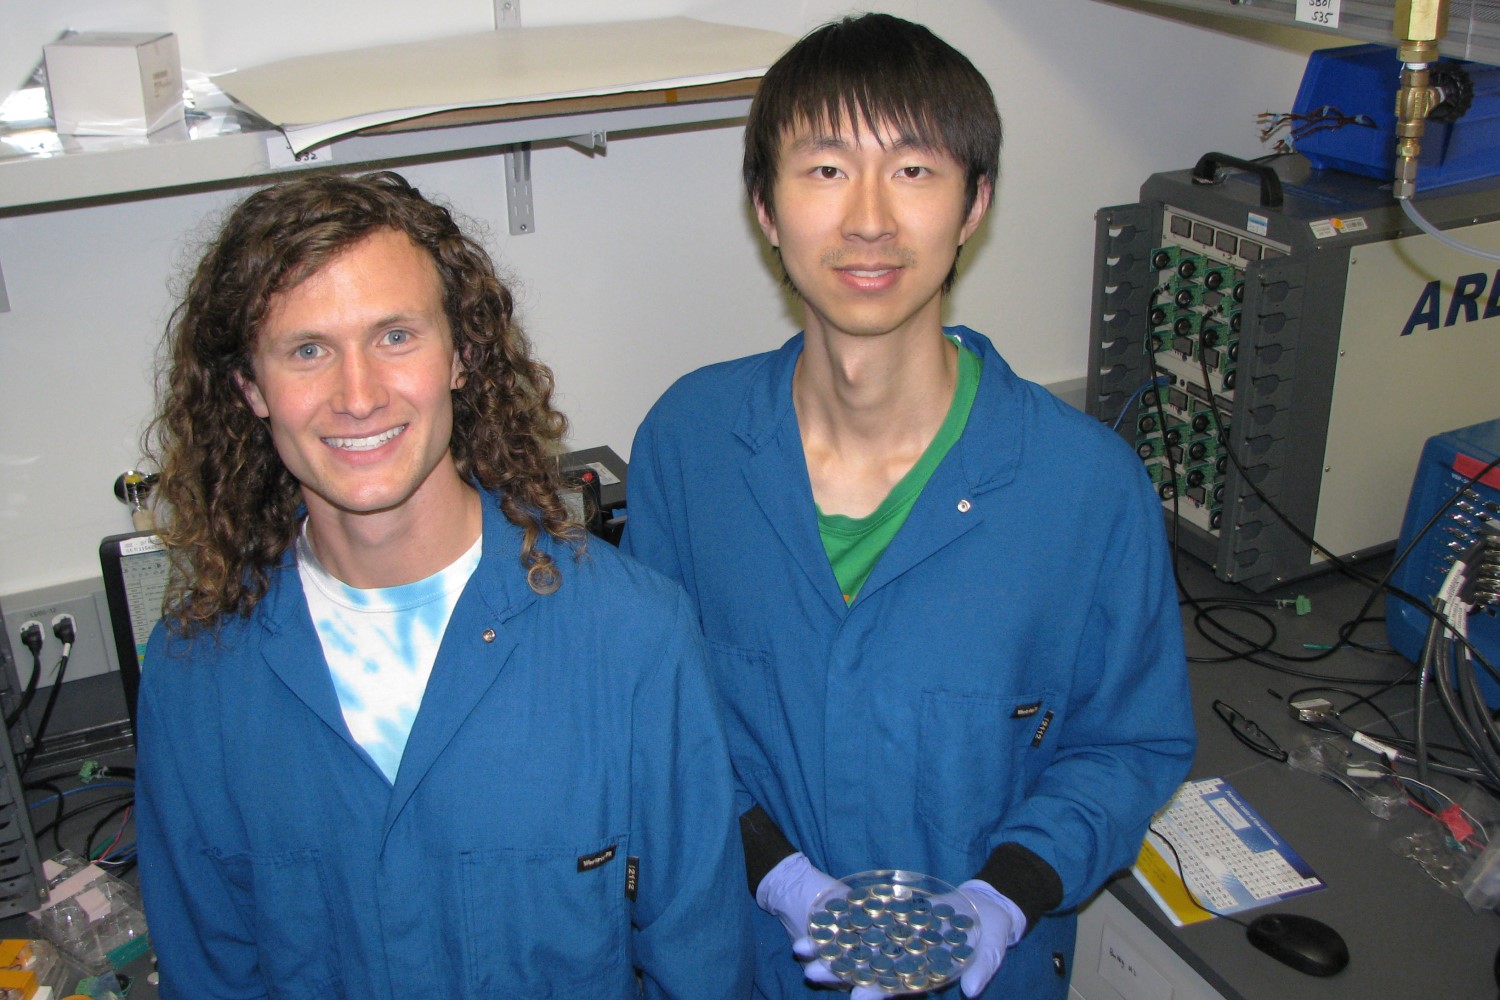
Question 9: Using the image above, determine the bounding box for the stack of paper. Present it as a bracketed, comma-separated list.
[213, 18, 795, 154]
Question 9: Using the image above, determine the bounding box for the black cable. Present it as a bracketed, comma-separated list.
[1413, 550, 1500, 793]
[1142, 269, 1500, 793]
[4, 642, 42, 729]
[1131, 303, 1500, 794]
[1182, 347, 1500, 788]
[19, 615, 78, 776]
[32, 791, 136, 856]
[1285, 683, 1406, 741]
[1142, 310, 1239, 653]
[1430, 631, 1486, 783]
[22, 781, 66, 853]
[1140, 343, 1405, 682]
[1190, 604, 1278, 664]
[1195, 351, 1385, 592]
[1455, 642, 1500, 778]
[1148, 824, 1252, 929]
[1141, 315, 1343, 676]
[1358, 731, 1474, 764]
[1463, 647, 1500, 750]
[1330, 617, 1399, 656]
[1193, 348, 1499, 656]
[1156, 263, 1499, 654]
[1191, 604, 1405, 684]
[19, 650, 69, 775]
[1313, 709, 1496, 788]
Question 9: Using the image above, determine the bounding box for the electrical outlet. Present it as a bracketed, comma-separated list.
[1, 580, 117, 690]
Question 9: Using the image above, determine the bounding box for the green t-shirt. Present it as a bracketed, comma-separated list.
[818, 341, 980, 604]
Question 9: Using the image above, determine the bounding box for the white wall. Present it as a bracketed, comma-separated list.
[0, 0, 1327, 593]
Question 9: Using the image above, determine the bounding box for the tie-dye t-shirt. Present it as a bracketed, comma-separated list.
[296, 524, 481, 784]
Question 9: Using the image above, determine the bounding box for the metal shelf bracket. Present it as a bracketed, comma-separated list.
[505, 142, 534, 235]
[565, 130, 608, 155]
[494, 1, 521, 28]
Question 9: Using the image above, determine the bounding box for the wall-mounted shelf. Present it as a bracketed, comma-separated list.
[0, 16, 795, 218]
[0, 77, 756, 216]
[1098, 0, 1500, 66]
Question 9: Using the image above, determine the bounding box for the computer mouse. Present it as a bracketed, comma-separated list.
[1245, 912, 1349, 977]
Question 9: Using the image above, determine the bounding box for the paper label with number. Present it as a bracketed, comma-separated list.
[1296, 0, 1341, 28]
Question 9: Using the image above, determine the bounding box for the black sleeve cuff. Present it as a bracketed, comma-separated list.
[740, 804, 798, 895]
[973, 842, 1065, 932]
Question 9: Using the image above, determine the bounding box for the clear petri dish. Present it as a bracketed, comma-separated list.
[806, 870, 981, 995]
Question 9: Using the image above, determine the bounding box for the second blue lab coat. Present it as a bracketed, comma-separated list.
[624, 327, 1196, 999]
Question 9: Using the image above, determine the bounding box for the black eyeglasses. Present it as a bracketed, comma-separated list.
[1213, 699, 1288, 763]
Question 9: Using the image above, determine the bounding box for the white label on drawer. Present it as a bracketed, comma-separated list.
[1296, 0, 1340, 28]
[1098, 923, 1174, 1000]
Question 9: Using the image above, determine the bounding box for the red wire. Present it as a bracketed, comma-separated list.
[96, 805, 132, 860]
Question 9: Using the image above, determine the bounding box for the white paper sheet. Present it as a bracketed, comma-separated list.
[213, 17, 794, 154]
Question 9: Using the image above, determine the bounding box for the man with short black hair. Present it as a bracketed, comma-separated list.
[624, 15, 1195, 999]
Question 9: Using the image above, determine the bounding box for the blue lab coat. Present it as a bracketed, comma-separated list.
[136, 490, 753, 1000]
[623, 327, 1196, 999]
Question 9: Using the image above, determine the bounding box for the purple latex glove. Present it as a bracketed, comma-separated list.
[755, 852, 844, 943]
[953, 879, 1025, 998]
[756, 853, 886, 999]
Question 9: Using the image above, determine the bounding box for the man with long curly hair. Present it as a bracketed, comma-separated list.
[134, 170, 751, 999]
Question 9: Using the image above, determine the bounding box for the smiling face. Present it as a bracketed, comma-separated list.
[240, 227, 465, 528]
[756, 115, 990, 346]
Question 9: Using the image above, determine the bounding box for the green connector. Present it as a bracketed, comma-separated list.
[1169, 277, 1206, 302]
[1150, 246, 1184, 272]
[1202, 267, 1233, 294]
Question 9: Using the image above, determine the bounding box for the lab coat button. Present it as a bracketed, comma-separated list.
[957, 499, 972, 513]
[482, 628, 496, 642]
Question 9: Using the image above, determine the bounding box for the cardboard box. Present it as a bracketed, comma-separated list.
[43, 32, 184, 136]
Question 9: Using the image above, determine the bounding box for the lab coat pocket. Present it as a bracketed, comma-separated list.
[915, 689, 1049, 853]
[233, 848, 344, 996]
[702, 639, 792, 784]
[461, 835, 631, 998]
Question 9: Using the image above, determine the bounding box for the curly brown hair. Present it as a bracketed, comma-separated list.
[147, 170, 581, 634]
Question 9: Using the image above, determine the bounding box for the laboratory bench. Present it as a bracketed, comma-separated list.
[1071, 550, 1500, 1000]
